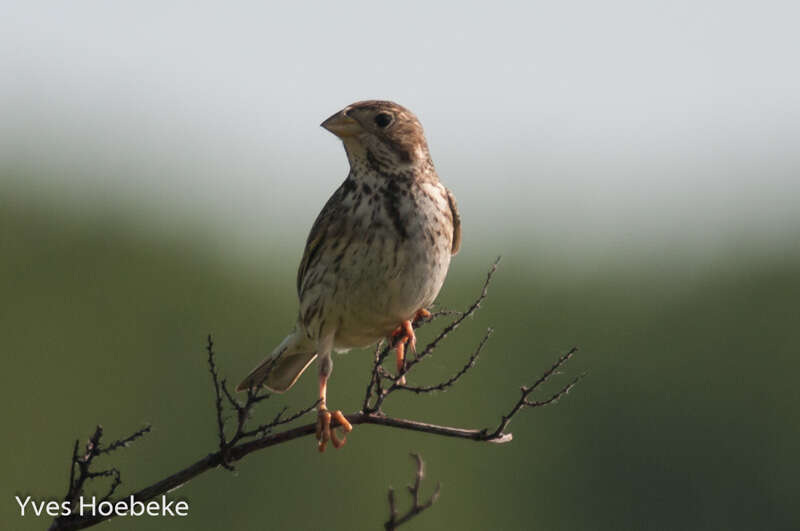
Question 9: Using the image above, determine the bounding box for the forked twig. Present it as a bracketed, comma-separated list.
[385, 453, 440, 530]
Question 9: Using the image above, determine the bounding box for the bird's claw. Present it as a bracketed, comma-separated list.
[316, 407, 352, 452]
[392, 309, 430, 385]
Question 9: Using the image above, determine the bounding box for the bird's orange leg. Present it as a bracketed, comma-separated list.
[391, 309, 432, 385]
[391, 323, 411, 385]
[315, 372, 352, 453]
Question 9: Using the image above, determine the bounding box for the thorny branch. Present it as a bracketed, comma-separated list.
[57, 423, 151, 526]
[204, 335, 320, 470]
[47, 259, 582, 530]
[385, 454, 441, 530]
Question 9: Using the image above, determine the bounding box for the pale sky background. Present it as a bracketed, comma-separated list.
[2, 1, 799, 261]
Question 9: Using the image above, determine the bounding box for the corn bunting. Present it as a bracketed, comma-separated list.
[237, 100, 461, 451]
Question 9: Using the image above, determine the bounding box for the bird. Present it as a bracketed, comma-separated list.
[237, 100, 461, 452]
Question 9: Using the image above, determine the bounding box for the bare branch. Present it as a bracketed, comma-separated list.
[64, 439, 78, 503]
[384, 453, 441, 530]
[398, 328, 492, 394]
[52, 423, 152, 530]
[364, 258, 502, 413]
[485, 346, 581, 441]
[100, 468, 122, 502]
[407, 256, 499, 370]
[387, 487, 397, 525]
[240, 399, 321, 439]
[97, 425, 152, 455]
[362, 341, 386, 412]
[46, 259, 582, 531]
[206, 334, 229, 466]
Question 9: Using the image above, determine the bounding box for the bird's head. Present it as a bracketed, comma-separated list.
[321, 100, 432, 175]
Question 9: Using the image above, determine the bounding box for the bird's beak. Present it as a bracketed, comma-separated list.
[321, 111, 363, 138]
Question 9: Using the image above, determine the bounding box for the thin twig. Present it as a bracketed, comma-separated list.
[368, 258, 501, 413]
[240, 399, 321, 439]
[220, 379, 244, 413]
[206, 334, 229, 466]
[486, 346, 582, 440]
[384, 454, 441, 530]
[64, 440, 78, 504]
[409, 256, 499, 370]
[99, 468, 122, 502]
[398, 328, 492, 394]
[98, 425, 152, 455]
[53, 423, 152, 530]
[362, 341, 385, 413]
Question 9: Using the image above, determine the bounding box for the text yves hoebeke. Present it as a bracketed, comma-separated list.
[16, 495, 189, 518]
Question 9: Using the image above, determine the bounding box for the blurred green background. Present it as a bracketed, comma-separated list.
[2, 2, 800, 530]
[3, 183, 798, 531]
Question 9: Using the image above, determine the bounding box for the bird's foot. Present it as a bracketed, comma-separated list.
[391, 309, 430, 385]
[390, 309, 431, 385]
[316, 405, 352, 453]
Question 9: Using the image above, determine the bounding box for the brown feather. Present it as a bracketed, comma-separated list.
[446, 187, 461, 254]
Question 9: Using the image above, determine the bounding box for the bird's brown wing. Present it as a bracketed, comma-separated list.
[446, 187, 461, 255]
[296, 185, 345, 295]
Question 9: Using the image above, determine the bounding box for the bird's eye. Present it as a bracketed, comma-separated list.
[374, 112, 393, 128]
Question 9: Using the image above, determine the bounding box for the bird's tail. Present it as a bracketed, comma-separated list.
[236, 331, 317, 393]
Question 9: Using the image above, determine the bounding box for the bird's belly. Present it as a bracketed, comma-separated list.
[332, 226, 451, 349]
